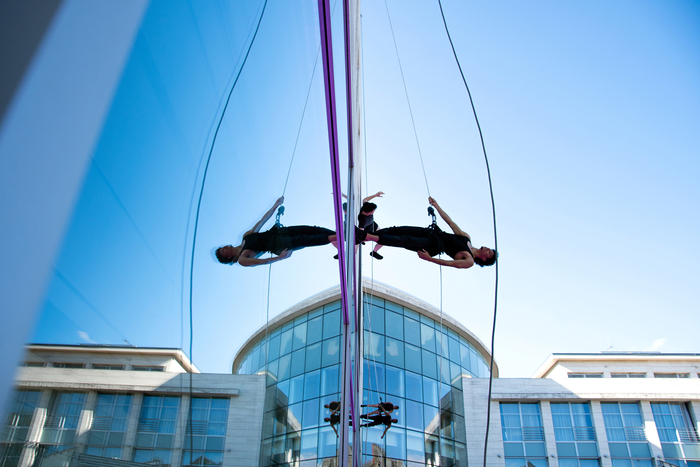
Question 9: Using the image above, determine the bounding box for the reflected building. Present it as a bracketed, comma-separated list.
[3, 282, 700, 467]
[233, 281, 495, 466]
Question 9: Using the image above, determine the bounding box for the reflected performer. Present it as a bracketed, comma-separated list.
[363, 197, 497, 269]
[342, 191, 385, 260]
[361, 401, 398, 417]
[360, 413, 397, 439]
[215, 196, 336, 267]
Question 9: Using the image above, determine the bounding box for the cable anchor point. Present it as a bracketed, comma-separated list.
[427, 206, 437, 229]
[275, 206, 285, 227]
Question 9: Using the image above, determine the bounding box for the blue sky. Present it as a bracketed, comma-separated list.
[30, 0, 700, 377]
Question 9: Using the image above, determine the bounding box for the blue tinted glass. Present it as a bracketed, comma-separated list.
[384, 300, 402, 314]
[293, 322, 307, 350]
[526, 442, 546, 456]
[629, 443, 650, 457]
[386, 366, 405, 397]
[578, 443, 598, 457]
[323, 310, 340, 339]
[405, 371, 422, 402]
[302, 399, 319, 429]
[504, 443, 525, 457]
[278, 354, 291, 381]
[424, 405, 439, 432]
[609, 443, 630, 457]
[404, 344, 421, 374]
[422, 350, 437, 379]
[306, 342, 321, 372]
[367, 304, 384, 335]
[386, 427, 406, 459]
[385, 311, 403, 340]
[385, 337, 404, 368]
[321, 365, 339, 396]
[289, 376, 304, 405]
[280, 329, 293, 356]
[421, 324, 436, 353]
[304, 370, 321, 400]
[449, 338, 461, 364]
[291, 349, 305, 377]
[365, 362, 385, 394]
[405, 400, 423, 430]
[268, 335, 281, 361]
[307, 316, 323, 344]
[404, 317, 420, 346]
[322, 337, 340, 367]
[365, 331, 385, 364]
[423, 377, 438, 407]
[450, 362, 462, 388]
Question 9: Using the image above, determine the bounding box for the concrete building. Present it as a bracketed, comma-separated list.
[3, 282, 699, 467]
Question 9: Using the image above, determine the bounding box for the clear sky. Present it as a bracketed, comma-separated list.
[29, 0, 700, 377]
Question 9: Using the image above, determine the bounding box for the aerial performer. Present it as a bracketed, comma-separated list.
[340, 191, 386, 260]
[214, 196, 336, 267]
[362, 197, 497, 269]
[360, 413, 398, 439]
[361, 401, 399, 417]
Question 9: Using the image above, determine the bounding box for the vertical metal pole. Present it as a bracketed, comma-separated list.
[316, 0, 357, 465]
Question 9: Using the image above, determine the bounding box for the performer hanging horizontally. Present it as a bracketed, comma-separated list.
[361, 401, 398, 417]
[339, 191, 385, 259]
[215, 196, 336, 267]
[363, 197, 497, 269]
[360, 413, 397, 439]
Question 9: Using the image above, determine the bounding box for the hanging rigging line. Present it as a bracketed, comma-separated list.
[186, 0, 269, 464]
[382, 0, 431, 197]
[436, 2, 500, 467]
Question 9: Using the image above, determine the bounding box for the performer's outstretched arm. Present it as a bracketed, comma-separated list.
[244, 196, 284, 238]
[417, 250, 474, 269]
[429, 197, 470, 239]
[238, 249, 292, 267]
[363, 191, 384, 203]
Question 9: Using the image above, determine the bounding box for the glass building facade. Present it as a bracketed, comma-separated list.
[234, 289, 493, 466]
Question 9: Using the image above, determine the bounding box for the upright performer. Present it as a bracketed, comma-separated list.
[215, 196, 336, 267]
[363, 197, 497, 269]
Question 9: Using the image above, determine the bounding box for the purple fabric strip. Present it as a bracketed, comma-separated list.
[317, 0, 356, 429]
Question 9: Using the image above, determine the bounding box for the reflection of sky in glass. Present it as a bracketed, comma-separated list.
[22, 0, 700, 377]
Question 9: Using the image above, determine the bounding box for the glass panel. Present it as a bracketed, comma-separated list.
[504, 443, 525, 457]
[404, 317, 421, 346]
[405, 344, 422, 374]
[421, 324, 436, 353]
[386, 427, 406, 459]
[405, 371, 422, 402]
[386, 337, 404, 368]
[557, 443, 577, 457]
[323, 309, 340, 339]
[386, 310, 403, 340]
[422, 350, 437, 379]
[293, 322, 307, 350]
[304, 370, 321, 400]
[305, 342, 322, 372]
[307, 316, 323, 344]
[322, 337, 340, 367]
[386, 366, 405, 398]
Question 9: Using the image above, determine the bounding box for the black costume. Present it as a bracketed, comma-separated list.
[375, 225, 473, 259]
[242, 225, 334, 256]
[361, 413, 393, 428]
[358, 212, 378, 233]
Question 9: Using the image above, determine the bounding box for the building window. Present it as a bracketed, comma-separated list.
[132, 366, 164, 372]
[551, 403, 599, 467]
[651, 402, 700, 467]
[92, 364, 124, 370]
[500, 402, 548, 467]
[37, 392, 86, 461]
[0, 390, 41, 467]
[654, 373, 689, 379]
[601, 402, 652, 467]
[183, 397, 229, 467]
[611, 373, 646, 379]
[52, 363, 85, 369]
[133, 395, 180, 467]
[86, 393, 132, 460]
[568, 373, 603, 379]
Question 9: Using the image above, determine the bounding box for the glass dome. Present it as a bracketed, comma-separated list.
[233, 282, 496, 466]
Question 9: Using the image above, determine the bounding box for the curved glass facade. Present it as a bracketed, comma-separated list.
[234, 290, 493, 466]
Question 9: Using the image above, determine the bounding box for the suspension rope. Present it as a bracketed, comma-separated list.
[382, 0, 431, 197]
[436, 2, 500, 466]
[186, 1, 268, 464]
[437, 260, 444, 465]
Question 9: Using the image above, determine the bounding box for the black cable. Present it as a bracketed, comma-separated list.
[186, 0, 268, 463]
[436, 2, 499, 466]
